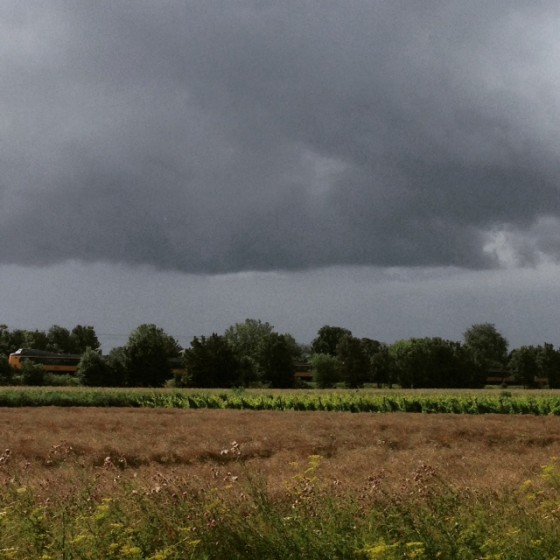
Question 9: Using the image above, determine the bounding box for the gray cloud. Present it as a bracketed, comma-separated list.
[2, 1, 560, 272]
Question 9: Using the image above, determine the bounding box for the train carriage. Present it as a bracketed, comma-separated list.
[8, 348, 82, 374]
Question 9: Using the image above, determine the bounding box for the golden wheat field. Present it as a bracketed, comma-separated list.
[1, 407, 560, 495]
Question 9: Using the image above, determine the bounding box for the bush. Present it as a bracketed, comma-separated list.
[78, 348, 114, 387]
[0, 354, 14, 385]
[20, 361, 45, 386]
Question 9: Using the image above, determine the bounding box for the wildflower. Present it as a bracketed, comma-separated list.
[94, 499, 112, 521]
[359, 541, 398, 558]
[70, 534, 91, 545]
[148, 550, 172, 560]
[120, 544, 142, 557]
[405, 541, 426, 559]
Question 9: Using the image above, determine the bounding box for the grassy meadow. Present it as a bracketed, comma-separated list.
[1, 403, 560, 558]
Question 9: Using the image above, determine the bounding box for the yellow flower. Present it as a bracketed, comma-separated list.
[147, 550, 172, 560]
[359, 542, 399, 559]
[70, 534, 92, 545]
[120, 545, 142, 557]
[403, 541, 426, 559]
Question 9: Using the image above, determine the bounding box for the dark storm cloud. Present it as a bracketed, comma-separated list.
[2, 0, 560, 272]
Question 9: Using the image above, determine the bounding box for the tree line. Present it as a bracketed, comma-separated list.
[1, 320, 560, 388]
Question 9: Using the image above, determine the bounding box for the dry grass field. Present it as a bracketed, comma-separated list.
[1, 407, 560, 493]
[3, 408, 560, 558]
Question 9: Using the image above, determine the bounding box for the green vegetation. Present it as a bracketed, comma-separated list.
[0, 323, 100, 355]
[310, 353, 339, 388]
[184, 333, 244, 388]
[0, 387, 560, 414]
[121, 324, 182, 387]
[1, 453, 560, 559]
[3, 320, 560, 389]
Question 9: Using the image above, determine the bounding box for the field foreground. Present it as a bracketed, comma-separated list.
[1, 408, 560, 558]
[2, 408, 560, 490]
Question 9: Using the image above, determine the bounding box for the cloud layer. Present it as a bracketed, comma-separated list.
[2, 1, 560, 272]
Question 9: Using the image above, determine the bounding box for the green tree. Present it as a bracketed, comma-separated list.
[22, 330, 49, 351]
[311, 326, 352, 357]
[47, 325, 75, 353]
[390, 338, 480, 388]
[71, 325, 101, 353]
[123, 324, 181, 387]
[78, 348, 113, 387]
[538, 343, 560, 388]
[2, 328, 52, 353]
[223, 319, 274, 383]
[0, 325, 11, 356]
[184, 334, 242, 387]
[6, 329, 27, 352]
[509, 346, 540, 388]
[369, 343, 396, 387]
[451, 341, 485, 388]
[463, 323, 508, 372]
[360, 338, 391, 385]
[390, 339, 429, 388]
[280, 333, 304, 362]
[336, 335, 369, 388]
[105, 347, 127, 387]
[259, 333, 295, 388]
[0, 354, 13, 385]
[223, 319, 301, 385]
[310, 353, 340, 388]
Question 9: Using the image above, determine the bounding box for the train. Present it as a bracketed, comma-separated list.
[8, 348, 82, 374]
[8, 348, 188, 377]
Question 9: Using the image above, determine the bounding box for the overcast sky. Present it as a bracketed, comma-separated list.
[2, 1, 560, 351]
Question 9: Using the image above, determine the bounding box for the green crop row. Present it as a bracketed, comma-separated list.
[1, 388, 560, 414]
